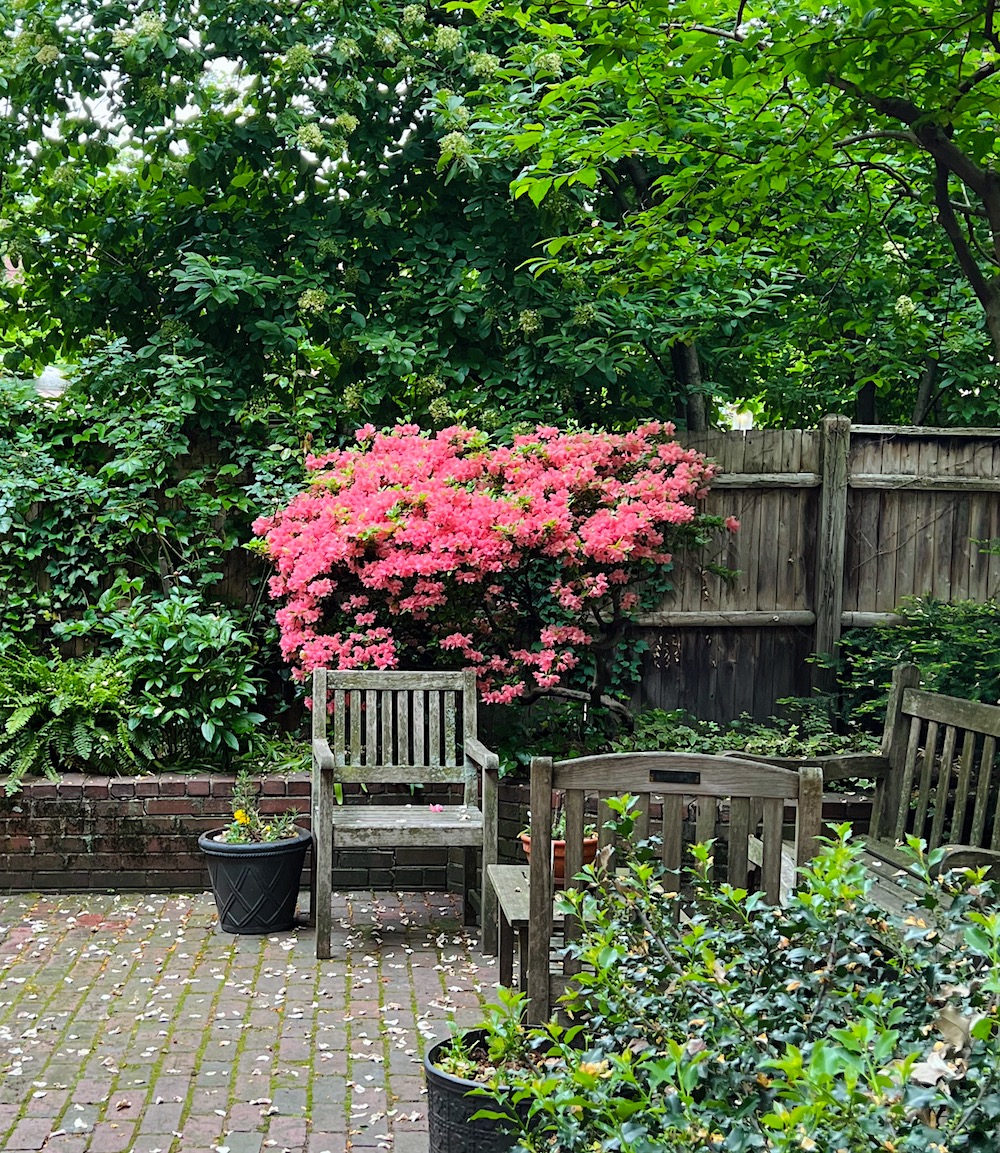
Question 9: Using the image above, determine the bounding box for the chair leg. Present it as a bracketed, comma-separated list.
[480, 853, 498, 957]
[498, 910, 514, 988]
[463, 846, 477, 928]
[315, 828, 334, 961]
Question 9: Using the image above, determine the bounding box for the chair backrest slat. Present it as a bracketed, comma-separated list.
[312, 669, 475, 787]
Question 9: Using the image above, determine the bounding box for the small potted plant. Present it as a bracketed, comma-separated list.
[198, 769, 312, 934]
[424, 989, 535, 1153]
[518, 796, 598, 885]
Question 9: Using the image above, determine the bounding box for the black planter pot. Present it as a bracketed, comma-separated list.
[198, 827, 312, 934]
[424, 1030, 521, 1153]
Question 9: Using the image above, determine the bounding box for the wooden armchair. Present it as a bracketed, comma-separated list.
[310, 669, 499, 960]
[504, 751, 823, 1022]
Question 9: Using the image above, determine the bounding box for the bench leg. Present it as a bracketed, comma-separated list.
[498, 909, 514, 988]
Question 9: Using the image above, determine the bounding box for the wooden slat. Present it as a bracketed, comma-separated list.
[412, 689, 425, 767]
[428, 692, 441, 767]
[333, 688, 346, 766]
[893, 717, 923, 843]
[928, 724, 952, 849]
[761, 797, 783, 903]
[365, 689, 378, 764]
[902, 688, 1000, 738]
[661, 795, 683, 891]
[729, 798, 750, 888]
[349, 689, 362, 765]
[395, 690, 409, 764]
[710, 472, 820, 488]
[381, 687, 393, 768]
[911, 720, 938, 840]
[597, 792, 615, 852]
[970, 735, 996, 846]
[551, 752, 804, 798]
[850, 473, 1000, 491]
[330, 761, 467, 785]
[444, 692, 457, 767]
[949, 730, 976, 844]
[636, 610, 816, 627]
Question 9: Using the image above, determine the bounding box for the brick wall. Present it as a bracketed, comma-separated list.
[0, 773, 504, 893]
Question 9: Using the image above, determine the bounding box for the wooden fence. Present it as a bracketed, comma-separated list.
[633, 419, 1000, 722]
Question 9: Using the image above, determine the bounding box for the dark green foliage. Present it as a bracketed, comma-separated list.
[57, 585, 266, 764]
[613, 696, 879, 758]
[839, 597, 1000, 717]
[474, 810, 1000, 1150]
[0, 648, 157, 795]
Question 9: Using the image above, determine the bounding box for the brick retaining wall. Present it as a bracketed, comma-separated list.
[0, 774, 869, 892]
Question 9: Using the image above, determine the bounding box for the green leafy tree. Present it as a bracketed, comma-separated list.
[461, 0, 1000, 425]
[0, 0, 695, 432]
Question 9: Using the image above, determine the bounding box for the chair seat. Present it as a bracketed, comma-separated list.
[331, 804, 484, 848]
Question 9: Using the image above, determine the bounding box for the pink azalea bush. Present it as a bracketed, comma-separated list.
[253, 423, 737, 705]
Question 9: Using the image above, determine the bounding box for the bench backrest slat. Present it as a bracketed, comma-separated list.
[879, 666, 1000, 853]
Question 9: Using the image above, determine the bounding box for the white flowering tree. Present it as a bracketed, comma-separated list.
[0, 0, 708, 434]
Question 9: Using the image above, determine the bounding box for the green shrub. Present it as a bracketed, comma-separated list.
[58, 586, 266, 765]
[839, 596, 1000, 716]
[613, 696, 879, 758]
[0, 647, 157, 795]
[476, 807, 1000, 1151]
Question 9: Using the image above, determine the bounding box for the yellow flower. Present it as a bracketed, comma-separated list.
[234, 809, 250, 825]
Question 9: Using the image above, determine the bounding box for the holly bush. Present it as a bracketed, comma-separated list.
[480, 813, 1000, 1151]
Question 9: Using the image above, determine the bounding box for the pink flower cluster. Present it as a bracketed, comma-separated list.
[253, 423, 731, 703]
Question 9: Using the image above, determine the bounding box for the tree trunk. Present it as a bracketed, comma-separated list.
[671, 340, 708, 431]
[911, 355, 939, 425]
[854, 380, 877, 424]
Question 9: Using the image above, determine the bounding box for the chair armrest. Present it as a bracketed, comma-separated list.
[465, 736, 499, 774]
[312, 738, 335, 774]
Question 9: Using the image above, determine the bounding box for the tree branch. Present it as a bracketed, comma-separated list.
[957, 58, 999, 97]
[837, 130, 919, 147]
[662, 22, 747, 42]
[934, 160, 992, 301]
[519, 684, 635, 727]
[825, 74, 990, 197]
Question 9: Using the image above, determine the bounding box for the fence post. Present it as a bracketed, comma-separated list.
[814, 414, 851, 694]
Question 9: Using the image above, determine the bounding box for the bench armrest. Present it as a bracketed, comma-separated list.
[934, 845, 1000, 881]
[726, 749, 888, 785]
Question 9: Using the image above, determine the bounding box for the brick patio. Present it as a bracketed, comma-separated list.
[0, 890, 499, 1153]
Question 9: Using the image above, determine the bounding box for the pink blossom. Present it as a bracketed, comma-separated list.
[254, 422, 731, 701]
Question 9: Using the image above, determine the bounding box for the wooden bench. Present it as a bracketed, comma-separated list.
[746, 663, 1000, 916]
[489, 751, 824, 1022]
[310, 669, 499, 959]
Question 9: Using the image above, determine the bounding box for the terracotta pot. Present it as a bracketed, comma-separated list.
[518, 833, 599, 885]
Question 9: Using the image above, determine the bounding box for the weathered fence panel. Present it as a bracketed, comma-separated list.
[635, 422, 1000, 721]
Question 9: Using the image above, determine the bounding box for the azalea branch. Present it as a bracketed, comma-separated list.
[519, 684, 635, 725]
